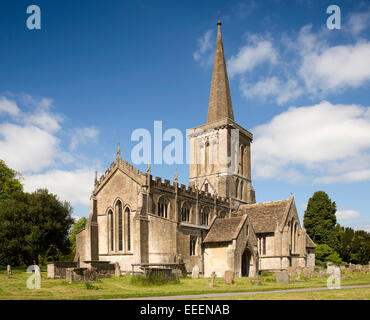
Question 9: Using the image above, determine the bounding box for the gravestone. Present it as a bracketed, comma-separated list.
[7, 265, 12, 276]
[47, 263, 55, 279]
[275, 270, 290, 283]
[286, 266, 296, 277]
[192, 265, 200, 279]
[303, 267, 314, 278]
[318, 270, 326, 278]
[114, 262, 121, 277]
[171, 269, 182, 278]
[66, 268, 73, 284]
[83, 268, 99, 282]
[224, 270, 234, 284]
[209, 272, 216, 287]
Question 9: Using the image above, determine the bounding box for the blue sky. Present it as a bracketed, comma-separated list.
[0, 0, 369, 231]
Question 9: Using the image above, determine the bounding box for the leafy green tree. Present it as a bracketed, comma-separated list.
[0, 189, 74, 266]
[0, 160, 23, 202]
[315, 243, 334, 264]
[303, 191, 341, 251]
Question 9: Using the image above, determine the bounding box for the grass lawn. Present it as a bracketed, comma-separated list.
[199, 287, 370, 300]
[0, 267, 369, 300]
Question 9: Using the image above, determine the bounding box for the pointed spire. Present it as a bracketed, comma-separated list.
[207, 20, 234, 124]
[174, 168, 178, 183]
[147, 159, 151, 173]
[116, 142, 121, 160]
[94, 171, 98, 185]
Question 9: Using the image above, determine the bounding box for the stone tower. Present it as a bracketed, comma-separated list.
[187, 20, 255, 206]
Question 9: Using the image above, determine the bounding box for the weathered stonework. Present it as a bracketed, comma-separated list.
[75, 20, 315, 278]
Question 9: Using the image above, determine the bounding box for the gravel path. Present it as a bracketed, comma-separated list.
[119, 284, 370, 300]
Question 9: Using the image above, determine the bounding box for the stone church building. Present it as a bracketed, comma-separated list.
[76, 21, 315, 277]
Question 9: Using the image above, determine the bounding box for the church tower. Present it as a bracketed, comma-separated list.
[187, 20, 255, 207]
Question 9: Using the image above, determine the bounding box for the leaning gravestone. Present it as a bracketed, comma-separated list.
[224, 270, 235, 284]
[275, 270, 290, 283]
[192, 265, 200, 279]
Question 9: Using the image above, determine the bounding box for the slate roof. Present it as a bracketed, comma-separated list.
[203, 216, 245, 243]
[237, 200, 290, 234]
[305, 234, 316, 248]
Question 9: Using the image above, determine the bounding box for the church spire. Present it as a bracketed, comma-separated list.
[207, 20, 234, 124]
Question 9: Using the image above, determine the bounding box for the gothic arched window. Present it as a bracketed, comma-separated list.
[157, 197, 169, 218]
[181, 203, 190, 222]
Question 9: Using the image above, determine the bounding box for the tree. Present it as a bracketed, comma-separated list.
[303, 191, 341, 251]
[0, 189, 74, 266]
[0, 159, 23, 202]
[314, 243, 342, 266]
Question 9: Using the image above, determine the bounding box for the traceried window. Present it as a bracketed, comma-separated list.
[157, 197, 169, 218]
[190, 236, 196, 256]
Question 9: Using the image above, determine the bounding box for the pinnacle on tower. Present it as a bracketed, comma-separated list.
[207, 20, 234, 124]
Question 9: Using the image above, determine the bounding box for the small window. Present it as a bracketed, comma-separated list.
[246, 224, 249, 236]
[190, 236, 196, 256]
[157, 198, 168, 218]
[263, 237, 266, 255]
[204, 183, 208, 193]
[181, 206, 190, 222]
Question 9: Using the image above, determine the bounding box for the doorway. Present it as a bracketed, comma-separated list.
[241, 248, 251, 277]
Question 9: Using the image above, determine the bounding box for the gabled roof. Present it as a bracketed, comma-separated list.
[238, 200, 290, 233]
[305, 234, 316, 248]
[204, 216, 246, 243]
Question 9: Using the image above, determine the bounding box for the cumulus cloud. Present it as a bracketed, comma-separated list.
[299, 42, 370, 93]
[228, 35, 278, 77]
[0, 93, 101, 209]
[240, 76, 303, 105]
[70, 126, 99, 151]
[23, 168, 95, 206]
[252, 101, 370, 183]
[336, 210, 361, 220]
[193, 30, 214, 65]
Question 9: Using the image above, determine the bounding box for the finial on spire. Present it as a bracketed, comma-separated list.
[94, 171, 98, 184]
[117, 142, 121, 159]
[217, 10, 221, 25]
[174, 168, 178, 183]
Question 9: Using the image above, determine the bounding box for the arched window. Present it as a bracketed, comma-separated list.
[157, 197, 169, 218]
[181, 203, 190, 222]
[200, 207, 210, 226]
[125, 207, 131, 252]
[108, 209, 114, 251]
[117, 201, 123, 251]
[235, 179, 239, 199]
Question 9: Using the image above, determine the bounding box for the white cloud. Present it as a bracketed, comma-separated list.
[0, 123, 60, 172]
[336, 210, 361, 220]
[70, 126, 99, 151]
[23, 168, 95, 206]
[240, 76, 303, 105]
[299, 42, 370, 93]
[193, 30, 214, 65]
[0, 97, 20, 116]
[228, 35, 278, 77]
[252, 101, 370, 183]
